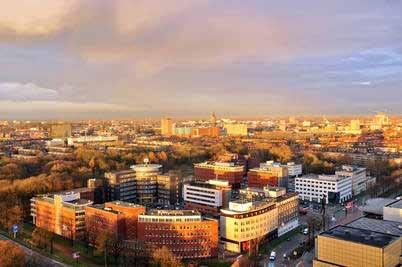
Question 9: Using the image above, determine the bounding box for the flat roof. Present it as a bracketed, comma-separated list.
[146, 209, 201, 217]
[321, 225, 400, 248]
[387, 199, 402, 209]
[363, 198, 396, 215]
[346, 217, 402, 236]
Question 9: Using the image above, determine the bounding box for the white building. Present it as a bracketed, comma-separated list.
[295, 174, 352, 204]
[286, 162, 303, 177]
[335, 165, 367, 196]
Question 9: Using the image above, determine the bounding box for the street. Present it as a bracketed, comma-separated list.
[0, 233, 69, 267]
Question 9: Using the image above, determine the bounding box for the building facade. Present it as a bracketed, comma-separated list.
[224, 124, 248, 136]
[157, 171, 182, 206]
[183, 179, 231, 217]
[295, 174, 352, 204]
[220, 200, 278, 253]
[194, 161, 245, 189]
[131, 163, 162, 204]
[31, 189, 93, 240]
[335, 165, 367, 196]
[137, 210, 219, 259]
[161, 117, 173, 136]
[105, 169, 137, 202]
[85, 201, 145, 244]
[314, 225, 401, 267]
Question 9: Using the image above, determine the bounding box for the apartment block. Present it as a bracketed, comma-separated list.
[194, 161, 245, 189]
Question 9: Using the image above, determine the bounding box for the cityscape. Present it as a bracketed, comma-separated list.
[0, 1, 402, 267]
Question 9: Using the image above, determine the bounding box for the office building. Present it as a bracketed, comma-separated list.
[211, 112, 217, 127]
[105, 169, 137, 202]
[314, 225, 401, 267]
[105, 162, 162, 205]
[183, 179, 231, 217]
[131, 163, 162, 204]
[224, 123, 248, 136]
[31, 189, 93, 240]
[85, 201, 145, 244]
[220, 199, 278, 253]
[161, 117, 173, 136]
[50, 124, 72, 138]
[157, 171, 182, 206]
[194, 161, 245, 189]
[295, 174, 352, 204]
[335, 165, 367, 195]
[248, 161, 302, 188]
[67, 136, 118, 146]
[137, 210, 219, 259]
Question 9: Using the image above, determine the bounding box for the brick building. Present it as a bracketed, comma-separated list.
[194, 161, 245, 189]
[85, 201, 145, 244]
[137, 210, 219, 259]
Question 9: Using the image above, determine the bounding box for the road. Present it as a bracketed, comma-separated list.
[0, 233, 70, 267]
[260, 203, 364, 267]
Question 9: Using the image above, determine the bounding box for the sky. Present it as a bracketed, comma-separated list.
[0, 0, 401, 119]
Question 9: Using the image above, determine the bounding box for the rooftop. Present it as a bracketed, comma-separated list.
[187, 180, 230, 189]
[363, 198, 396, 215]
[320, 225, 400, 248]
[387, 199, 402, 209]
[145, 209, 201, 217]
[346, 217, 402, 236]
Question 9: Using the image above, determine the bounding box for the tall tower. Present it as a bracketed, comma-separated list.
[211, 112, 217, 127]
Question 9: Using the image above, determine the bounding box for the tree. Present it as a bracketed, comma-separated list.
[151, 246, 183, 267]
[0, 240, 25, 267]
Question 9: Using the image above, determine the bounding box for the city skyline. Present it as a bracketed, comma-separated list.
[1, 0, 402, 119]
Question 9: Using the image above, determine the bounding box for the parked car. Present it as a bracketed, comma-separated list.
[303, 228, 309, 235]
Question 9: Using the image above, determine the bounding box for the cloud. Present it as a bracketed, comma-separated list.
[0, 82, 59, 101]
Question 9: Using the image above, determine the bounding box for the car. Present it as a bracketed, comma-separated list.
[286, 237, 291, 241]
[303, 228, 309, 235]
[269, 251, 276, 261]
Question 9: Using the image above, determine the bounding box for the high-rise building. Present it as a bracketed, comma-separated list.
[183, 179, 231, 217]
[161, 117, 173, 136]
[131, 163, 162, 204]
[194, 161, 245, 189]
[137, 210, 219, 259]
[349, 119, 362, 134]
[314, 225, 401, 267]
[105, 169, 137, 202]
[85, 201, 145, 244]
[31, 189, 93, 240]
[157, 171, 182, 206]
[371, 112, 391, 130]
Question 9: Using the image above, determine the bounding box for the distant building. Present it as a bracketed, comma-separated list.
[191, 127, 220, 137]
[348, 119, 362, 134]
[183, 179, 231, 217]
[371, 112, 391, 130]
[31, 189, 93, 240]
[50, 124, 72, 138]
[172, 124, 192, 137]
[85, 201, 145, 244]
[137, 210, 219, 259]
[211, 112, 217, 127]
[314, 225, 401, 267]
[224, 123, 248, 136]
[335, 165, 367, 196]
[67, 136, 118, 146]
[157, 171, 182, 206]
[295, 174, 352, 204]
[161, 117, 173, 136]
[194, 161, 245, 189]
